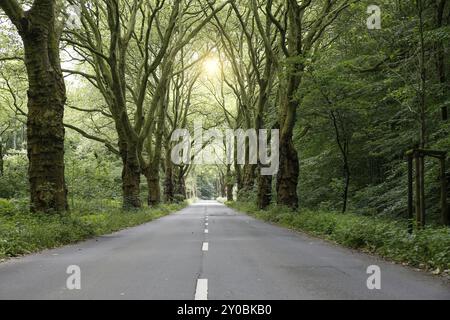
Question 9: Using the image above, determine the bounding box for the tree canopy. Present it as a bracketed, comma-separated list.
[0, 0, 449, 226]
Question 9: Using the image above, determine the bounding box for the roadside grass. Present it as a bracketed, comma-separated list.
[226, 201, 450, 274]
[0, 198, 186, 260]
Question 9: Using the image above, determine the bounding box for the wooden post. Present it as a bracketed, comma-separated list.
[407, 156, 414, 233]
[415, 152, 422, 227]
[441, 157, 449, 225]
[406, 148, 448, 229]
[419, 155, 426, 227]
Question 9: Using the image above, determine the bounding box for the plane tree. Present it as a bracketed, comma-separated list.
[0, 0, 70, 212]
[62, 0, 230, 208]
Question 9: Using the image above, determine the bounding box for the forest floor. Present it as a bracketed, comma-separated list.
[0, 199, 187, 261]
[226, 201, 450, 277]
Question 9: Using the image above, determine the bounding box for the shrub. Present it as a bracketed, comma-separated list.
[0, 198, 16, 216]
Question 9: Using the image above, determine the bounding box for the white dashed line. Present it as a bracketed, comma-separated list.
[202, 242, 209, 251]
[195, 279, 208, 300]
[205, 222, 209, 226]
[204, 229, 209, 234]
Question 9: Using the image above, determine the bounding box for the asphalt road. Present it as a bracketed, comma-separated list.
[0, 201, 449, 300]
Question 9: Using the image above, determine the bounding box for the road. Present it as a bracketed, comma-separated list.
[0, 201, 449, 300]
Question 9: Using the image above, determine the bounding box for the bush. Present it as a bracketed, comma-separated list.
[0, 154, 29, 199]
[173, 194, 186, 203]
[0, 198, 16, 216]
[237, 187, 257, 203]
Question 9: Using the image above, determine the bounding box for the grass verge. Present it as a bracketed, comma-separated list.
[227, 201, 450, 274]
[0, 198, 186, 260]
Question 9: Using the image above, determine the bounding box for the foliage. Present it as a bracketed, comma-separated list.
[296, 0, 450, 222]
[0, 153, 28, 199]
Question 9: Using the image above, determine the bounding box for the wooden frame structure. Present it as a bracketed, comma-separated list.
[406, 149, 449, 231]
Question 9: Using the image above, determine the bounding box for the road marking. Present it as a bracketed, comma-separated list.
[202, 242, 209, 251]
[204, 229, 209, 234]
[195, 279, 208, 300]
[205, 222, 209, 226]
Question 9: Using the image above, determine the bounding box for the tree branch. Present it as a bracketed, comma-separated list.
[0, 0, 24, 27]
[65, 123, 120, 156]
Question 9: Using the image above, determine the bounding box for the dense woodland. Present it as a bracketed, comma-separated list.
[0, 0, 449, 228]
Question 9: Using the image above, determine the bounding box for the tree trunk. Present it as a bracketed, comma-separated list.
[174, 171, 187, 200]
[234, 135, 243, 194]
[241, 163, 256, 191]
[417, 0, 427, 147]
[342, 162, 350, 213]
[254, 69, 273, 209]
[330, 110, 351, 213]
[122, 161, 141, 208]
[121, 154, 141, 209]
[275, 1, 303, 210]
[118, 136, 141, 209]
[22, 20, 68, 213]
[221, 175, 226, 198]
[276, 136, 299, 208]
[257, 174, 272, 209]
[435, 0, 448, 120]
[226, 165, 234, 201]
[276, 73, 301, 209]
[146, 122, 165, 206]
[164, 147, 174, 202]
[145, 166, 161, 206]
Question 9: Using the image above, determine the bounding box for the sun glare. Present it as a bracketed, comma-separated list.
[203, 57, 221, 78]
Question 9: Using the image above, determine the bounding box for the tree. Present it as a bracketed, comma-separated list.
[0, 0, 68, 212]
[63, 0, 230, 208]
[273, 0, 352, 208]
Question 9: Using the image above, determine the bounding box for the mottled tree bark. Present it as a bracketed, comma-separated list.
[276, 136, 299, 208]
[174, 171, 187, 200]
[119, 141, 141, 209]
[145, 168, 161, 207]
[145, 100, 165, 206]
[122, 159, 141, 208]
[253, 40, 274, 209]
[0, 0, 69, 212]
[275, 0, 303, 209]
[235, 163, 243, 193]
[220, 172, 226, 198]
[116, 121, 142, 208]
[276, 65, 301, 209]
[242, 163, 256, 191]
[226, 165, 234, 201]
[257, 174, 272, 209]
[234, 135, 243, 194]
[164, 146, 174, 202]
